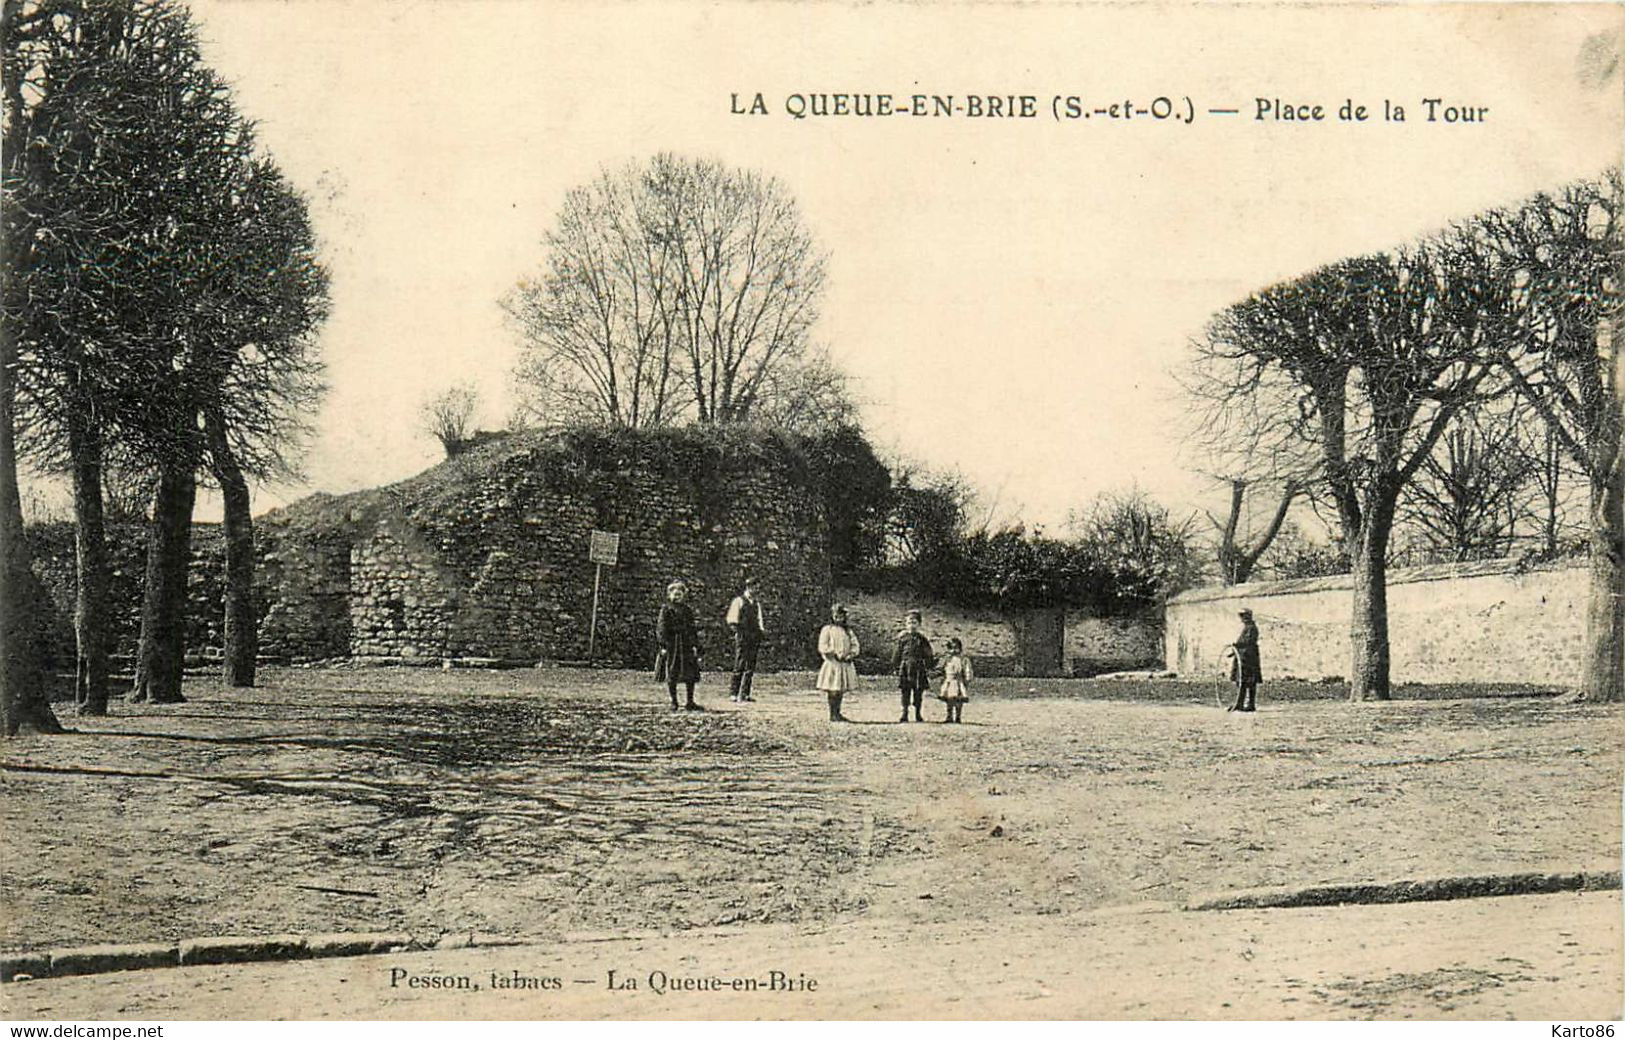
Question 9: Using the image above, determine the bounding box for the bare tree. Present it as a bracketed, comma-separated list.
[745, 346, 859, 436]
[197, 159, 329, 689]
[1520, 418, 1588, 559]
[1205, 477, 1302, 585]
[1468, 172, 1623, 701]
[1254, 519, 1349, 580]
[1183, 307, 1321, 585]
[0, 270, 62, 735]
[101, 459, 154, 523]
[1395, 403, 1535, 562]
[1193, 247, 1504, 700]
[418, 383, 481, 457]
[505, 154, 831, 430]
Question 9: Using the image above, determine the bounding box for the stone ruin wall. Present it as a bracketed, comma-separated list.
[26, 432, 834, 672]
[335, 438, 832, 668]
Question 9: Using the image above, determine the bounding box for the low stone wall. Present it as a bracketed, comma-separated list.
[834, 588, 1017, 674]
[26, 521, 227, 665]
[836, 587, 1161, 677]
[1165, 559, 1588, 687]
[257, 506, 353, 661]
[1064, 614, 1165, 675]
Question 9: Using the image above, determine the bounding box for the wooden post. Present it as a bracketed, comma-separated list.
[588, 562, 603, 661]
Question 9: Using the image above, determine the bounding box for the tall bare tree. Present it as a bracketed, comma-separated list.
[0, 282, 63, 734]
[1183, 309, 1322, 586]
[1468, 173, 1623, 701]
[4, 0, 149, 715]
[1194, 247, 1503, 700]
[506, 154, 831, 431]
[195, 159, 329, 689]
[1522, 419, 1587, 559]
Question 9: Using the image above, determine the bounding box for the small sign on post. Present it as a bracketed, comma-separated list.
[587, 530, 619, 660]
[589, 530, 620, 567]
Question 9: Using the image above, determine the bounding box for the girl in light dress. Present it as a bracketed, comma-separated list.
[937, 637, 973, 723]
[816, 604, 860, 722]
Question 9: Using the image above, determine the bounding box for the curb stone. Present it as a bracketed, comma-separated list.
[1186, 868, 1622, 912]
[178, 934, 311, 967]
[50, 943, 178, 978]
[433, 933, 529, 951]
[303, 932, 416, 958]
[1, 931, 450, 983]
[0, 953, 49, 984]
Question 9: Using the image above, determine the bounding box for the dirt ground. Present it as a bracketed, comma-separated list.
[1, 666, 1620, 1019]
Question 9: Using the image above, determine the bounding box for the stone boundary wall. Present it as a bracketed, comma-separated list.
[835, 587, 1161, 677]
[1064, 615, 1165, 674]
[26, 521, 229, 663]
[1165, 559, 1588, 686]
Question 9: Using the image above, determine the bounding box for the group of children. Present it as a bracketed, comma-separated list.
[894, 609, 973, 723]
[816, 605, 973, 724]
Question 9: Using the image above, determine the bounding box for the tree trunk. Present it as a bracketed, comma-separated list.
[0, 329, 64, 735]
[1349, 492, 1396, 702]
[1217, 480, 1244, 586]
[132, 464, 196, 705]
[68, 417, 112, 715]
[1576, 445, 1623, 702]
[206, 412, 256, 687]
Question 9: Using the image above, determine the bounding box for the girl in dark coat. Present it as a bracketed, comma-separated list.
[1229, 608, 1262, 712]
[656, 581, 702, 711]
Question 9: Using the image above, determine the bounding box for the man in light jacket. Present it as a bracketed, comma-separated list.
[726, 577, 766, 702]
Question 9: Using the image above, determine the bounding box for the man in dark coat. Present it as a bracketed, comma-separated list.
[656, 580, 702, 711]
[1228, 607, 1262, 712]
[726, 577, 766, 703]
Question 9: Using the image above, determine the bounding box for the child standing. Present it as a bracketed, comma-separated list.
[893, 610, 935, 723]
[816, 604, 860, 723]
[938, 637, 973, 723]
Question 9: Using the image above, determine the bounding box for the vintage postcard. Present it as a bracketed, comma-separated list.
[1, 0, 1621, 1024]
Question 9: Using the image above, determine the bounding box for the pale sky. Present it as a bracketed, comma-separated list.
[25, 1, 1624, 532]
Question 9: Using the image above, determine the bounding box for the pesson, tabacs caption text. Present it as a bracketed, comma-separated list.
[731, 92, 1489, 125]
[387, 966, 818, 997]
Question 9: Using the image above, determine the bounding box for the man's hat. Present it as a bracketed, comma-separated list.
[1238, 608, 1253, 618]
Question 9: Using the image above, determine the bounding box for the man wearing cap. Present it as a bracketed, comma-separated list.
[1229, 608, 1262, 712]
[726, 577, 766, 702]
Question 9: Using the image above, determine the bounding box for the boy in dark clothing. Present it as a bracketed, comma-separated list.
[1228, 607, 1263, 712]
[894, 610, 935, 723]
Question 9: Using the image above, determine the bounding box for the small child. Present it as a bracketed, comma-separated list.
[893, 609, 935, 723]
[937, 637, 973, 723]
